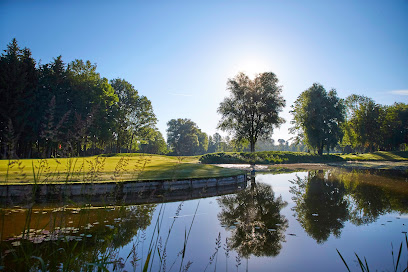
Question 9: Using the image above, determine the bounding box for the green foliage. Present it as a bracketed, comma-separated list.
[0, 39, 158, 159]
[110, 78, 157, 153]
[67, 60, 119, 147]
[207, 133, 248, 153]
[290, 83, 345, 155]
[139, 128, 168, 154]
[199, 151, 345, 164]
[348, 97, 383, 152]
[381, 103, 408, 151]
[0, 39, 38, 158]
[342, 95, 407, 152]
[218, 72, 286, 152]
[200, 150, 408, 165]
[166, 118, 208, 156]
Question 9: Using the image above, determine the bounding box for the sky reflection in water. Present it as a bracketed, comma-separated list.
[1, 170, 407, 271]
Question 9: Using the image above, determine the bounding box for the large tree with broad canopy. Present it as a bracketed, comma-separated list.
[217, 72, 286, 152]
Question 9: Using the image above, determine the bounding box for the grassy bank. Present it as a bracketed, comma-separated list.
[0, 154, 244, 184]
[199, 151, 408, 164]
[1, 151, 407, 184]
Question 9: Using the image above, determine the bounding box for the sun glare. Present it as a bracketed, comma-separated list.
[230, 57, 271, 79]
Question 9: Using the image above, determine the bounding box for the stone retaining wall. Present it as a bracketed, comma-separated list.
[0, 174, 247, 205]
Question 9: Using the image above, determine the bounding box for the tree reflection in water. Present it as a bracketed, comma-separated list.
[217, 177, 288, 258]
[289, 169, 408, 244]
[290, 170, 349, 244]
[347, 182, 391, 225]
[337, 170, 408, 226]
[1, 203, 156, 271]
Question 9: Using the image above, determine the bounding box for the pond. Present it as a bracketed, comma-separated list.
[1, 169, 407, 271]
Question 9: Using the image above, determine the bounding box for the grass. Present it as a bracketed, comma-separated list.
[199, 151, 408, 165]
[337, 233, 408, 272]
[0, 154, 244, 184]
[1, 151, 407, 184]
[340, 151, 408, 161]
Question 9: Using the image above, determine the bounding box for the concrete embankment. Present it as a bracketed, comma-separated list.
[0, 174, 247, 205]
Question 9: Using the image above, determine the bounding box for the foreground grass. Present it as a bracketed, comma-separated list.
[199, 151, 408, 164]
[0, 153, 244, 184]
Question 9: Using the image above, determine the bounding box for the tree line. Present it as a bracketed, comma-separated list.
[1, 39, 406, 158]
[290, 84, 408, 154]
[0, 39, 164, 158]
[216, 73, 407, 155]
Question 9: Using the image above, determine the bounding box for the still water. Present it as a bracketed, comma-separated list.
[1, 169, 407, 271]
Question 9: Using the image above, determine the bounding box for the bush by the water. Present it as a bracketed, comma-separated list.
[199, 151, 345, 164]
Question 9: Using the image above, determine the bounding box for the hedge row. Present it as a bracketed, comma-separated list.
[199, 151, 345, 164]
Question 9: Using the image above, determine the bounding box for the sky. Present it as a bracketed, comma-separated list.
[1, 0, 407, 143]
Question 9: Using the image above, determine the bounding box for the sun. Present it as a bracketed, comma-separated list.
[230, 57, 270, 79]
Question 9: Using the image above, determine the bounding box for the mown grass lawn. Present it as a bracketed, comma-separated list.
[339, 151, 408, 161]
[0, 153, 244, 184]
[1, 151, 407, 184]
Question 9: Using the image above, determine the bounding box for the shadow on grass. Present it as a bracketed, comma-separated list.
[373, 151, 408, 161]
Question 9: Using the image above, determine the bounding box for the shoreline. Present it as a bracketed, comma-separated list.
[0, 174, 247, 205]
[215, 161, 408, 173]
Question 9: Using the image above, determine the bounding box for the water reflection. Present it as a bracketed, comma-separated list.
[340, 171, 408, 226]
[290, 170, 349, 243]
[0, 204, 155, 271]
[348, 182, 390, 225]
[1, 169, 407, 271]
[217, 178, 288, 258]
[290, 169, 408, 243]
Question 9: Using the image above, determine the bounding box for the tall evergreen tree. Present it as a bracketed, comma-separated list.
[0, 39, 38, 158]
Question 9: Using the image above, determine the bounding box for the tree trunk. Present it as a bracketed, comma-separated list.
[129, 133, 134, 153]
[250, 139, 255, 152]
[318, 145, 323, 156]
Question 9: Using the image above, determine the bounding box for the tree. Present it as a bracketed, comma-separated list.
[290, 83, 345, 155]
[209, 132, 223, 152]
[37, 56, 72, 157]
[166, 118, 208, 155]
[0, 39, 38, 158]
[110, 79, 157, 153]
[380, 103, 408, 151]
[139, 128, 168, 154]
[67, 59, 118, 153]
[207, 135, 216, 153]
[218, 72, 286, 152]
[196, 129, 209, 154]
[344, 95, 383, 152]
[0, 39, 160, 158]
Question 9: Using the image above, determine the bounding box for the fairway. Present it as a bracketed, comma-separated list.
[0, 154, 244, 184]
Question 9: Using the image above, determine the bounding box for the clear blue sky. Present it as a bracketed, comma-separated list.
[1, 0, 407, 142]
